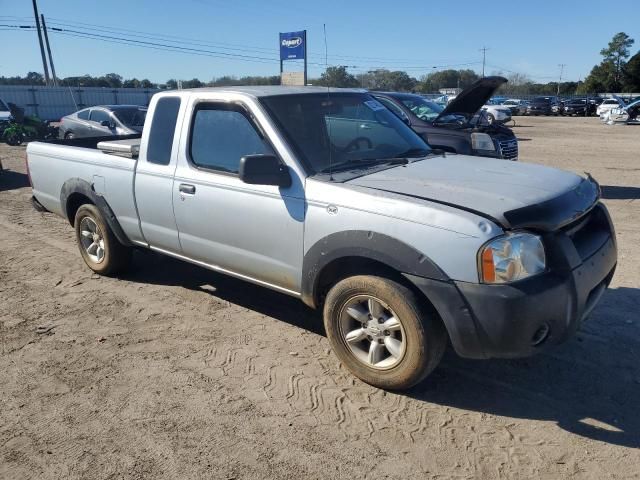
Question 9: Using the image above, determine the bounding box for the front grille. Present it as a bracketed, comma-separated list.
[561, 204, 610, 261]
[498, 139, 518, 159]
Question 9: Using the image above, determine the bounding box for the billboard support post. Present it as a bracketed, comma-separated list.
[303, 30, 307, 86]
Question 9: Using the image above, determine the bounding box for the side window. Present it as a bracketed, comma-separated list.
[189, 106, 274, 174]
[90, 109, 110, 124]
[377, 97, 409, 122]
[147, 97, 181, 166]
[77, 109, 90, 120]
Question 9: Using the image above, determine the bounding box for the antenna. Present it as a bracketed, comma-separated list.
[324, 23, 334, 181]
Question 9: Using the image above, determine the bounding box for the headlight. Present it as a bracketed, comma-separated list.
[479, 233, 546, 283]
[471, 132, 495, 151]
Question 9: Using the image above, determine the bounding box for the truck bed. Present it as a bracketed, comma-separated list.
[27, 134, 145, 245]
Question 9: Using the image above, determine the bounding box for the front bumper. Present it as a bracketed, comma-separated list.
[406, 203, 617, 359]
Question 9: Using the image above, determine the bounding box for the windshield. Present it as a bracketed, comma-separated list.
[113, 107, 147, 127]
[396, 96, 443, 122]
[532, 97, 552, 103]
[260, 93, 431, 174]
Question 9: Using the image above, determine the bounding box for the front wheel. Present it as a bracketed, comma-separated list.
[323, 275, 447, 390]
[74, 204, 131, 275]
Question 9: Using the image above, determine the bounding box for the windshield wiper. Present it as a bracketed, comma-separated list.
[390, 147, 431, 159]
[319, 157, 408, 174]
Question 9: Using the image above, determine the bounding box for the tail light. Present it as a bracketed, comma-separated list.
[25, 152, 33, 187]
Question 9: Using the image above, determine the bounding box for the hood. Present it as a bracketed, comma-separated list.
[346, 155, 599, 231]
[434, 76, 507, 122]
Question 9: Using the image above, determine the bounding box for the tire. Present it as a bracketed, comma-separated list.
[323, 275, 447, 390]
[74, 204, 131, 275]
[5, 133, 22, 146]
[486, 113, 495, 125]
[64, 132, 75, 140]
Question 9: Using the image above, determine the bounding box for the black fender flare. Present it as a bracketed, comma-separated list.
[60, 178, 133, 247]
[301, 230, 448, 308]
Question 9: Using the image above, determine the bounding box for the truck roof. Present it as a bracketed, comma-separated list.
[174, 85, 368, 97]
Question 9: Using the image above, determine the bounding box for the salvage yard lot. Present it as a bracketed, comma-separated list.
[1, 116, 639, 479]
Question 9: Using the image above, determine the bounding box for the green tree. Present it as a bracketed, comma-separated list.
[416, 69, 479, 93]
[622, 51, 640, 92]
[316, 66, 359, 88]
[577, 61, 615, 94]
[25, 71, 45, 85]
[181, 78, 204, 88]
[601, 32, 635, 88]
[581, 32, 635, 93]
[358, 69, 417, 91]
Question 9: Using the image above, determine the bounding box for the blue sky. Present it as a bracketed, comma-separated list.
[1, 0, 638, 83]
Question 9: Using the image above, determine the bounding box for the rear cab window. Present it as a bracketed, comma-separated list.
[77, 109, 90, 120]
[146, 97, 181, 165]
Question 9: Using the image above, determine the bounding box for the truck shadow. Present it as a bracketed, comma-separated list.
[408, 285, 640, 449]
[0, 169, 29, 192]
[123, 250, 324, 335]
[124, 250, 639, 448]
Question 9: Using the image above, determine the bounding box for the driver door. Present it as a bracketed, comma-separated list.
[171, 100, 305, 293]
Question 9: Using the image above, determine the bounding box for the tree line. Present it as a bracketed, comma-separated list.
[2, 33, 638, 94]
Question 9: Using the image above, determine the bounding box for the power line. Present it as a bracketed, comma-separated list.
[2, 23, 484, 73]
[15, 16, 482, 67]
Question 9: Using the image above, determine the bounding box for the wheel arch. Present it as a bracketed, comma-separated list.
[60, 178, 133, 247]
[301, 231, 448, 309]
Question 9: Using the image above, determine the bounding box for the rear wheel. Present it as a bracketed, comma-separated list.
[74, 204, 131, 275]
[323, 275, 447, 390]
[486, 113, 495, 125]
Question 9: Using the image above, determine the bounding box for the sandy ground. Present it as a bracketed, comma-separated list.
[1, 116, 639, 480]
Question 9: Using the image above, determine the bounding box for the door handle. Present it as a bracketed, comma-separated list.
[179, 183, 196, 195]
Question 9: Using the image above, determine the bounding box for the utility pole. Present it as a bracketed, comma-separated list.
[479, 47, 489, 77]
[557, 63, 566, 97]
[41, 15, 57, 86]
[31, 0, 51, 86]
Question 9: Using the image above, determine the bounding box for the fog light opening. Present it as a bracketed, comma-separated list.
[531, 323, 550, 346]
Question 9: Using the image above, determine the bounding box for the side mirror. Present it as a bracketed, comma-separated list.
[239, 155, 291, 188]
[100, 120, 115, 128]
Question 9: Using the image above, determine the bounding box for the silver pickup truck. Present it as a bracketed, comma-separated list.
[26, 86, 617, 390]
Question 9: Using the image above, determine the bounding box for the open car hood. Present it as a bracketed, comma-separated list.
[434, 76, 507, 122]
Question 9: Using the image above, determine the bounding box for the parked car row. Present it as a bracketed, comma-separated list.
[52, 77, 520, 162]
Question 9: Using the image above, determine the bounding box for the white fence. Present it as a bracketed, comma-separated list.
[0, 85, 160, 120]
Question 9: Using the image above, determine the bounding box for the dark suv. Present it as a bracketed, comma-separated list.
[372, 77, 518, 160]
[526, 96, 559, 116]
[563, 98, 598, 116]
